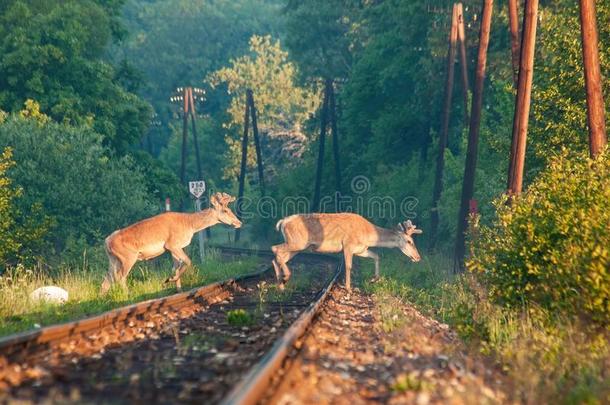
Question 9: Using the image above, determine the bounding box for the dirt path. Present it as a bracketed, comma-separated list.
[268, 286, 508, 404]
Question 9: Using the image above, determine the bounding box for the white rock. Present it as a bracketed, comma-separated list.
[30, 286, 69, 304]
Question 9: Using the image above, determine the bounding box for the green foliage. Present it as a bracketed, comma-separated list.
[468, 150, 610, 323]
[0, 0, 151, 154]
[207, 35, 320, 180]
[364, 252, 609, 403]
[0, 114, 156, 253]
[529, 1, 610, 172]
[0, 147, 52, 267]
[226, 309, 253, 327]
[0, 254, 261, 336]
[283, 0, 362, 79]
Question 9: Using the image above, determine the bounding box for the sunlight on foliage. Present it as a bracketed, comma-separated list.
[207, 35, 321, 180]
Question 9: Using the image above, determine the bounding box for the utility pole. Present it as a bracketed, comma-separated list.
[247, 89, 266, 195]
[235, 89, 266, 242]
[329, 80, 342, 196]
[313, 80, 330, 212]
[235, 98, 250, 243]
[579, 0, 607, 158]
[430, 3, 458, 250]
[507, 0, 539, 196]
[180, 87, 189, 188]
[456, 3, 470, 121]
[454, 0, 494, 272]
[170, 86, 206, 211]
[508, 0, 521, 88]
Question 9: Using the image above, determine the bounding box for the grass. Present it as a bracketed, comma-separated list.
[0, 247, 261, 337]
[357, 250, 610, 404]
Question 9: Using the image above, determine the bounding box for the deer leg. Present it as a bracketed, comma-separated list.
[272, 243, 299, 287]
[271, 259, 282, 283]
[117, 253, 138, 290]
[101, 252, 121, 294]
[356, 249, 380, 281]
[343, 250, 353, 292]
[165, 248, 192, 290]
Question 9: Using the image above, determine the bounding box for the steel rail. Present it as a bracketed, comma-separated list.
[220, 258, 342, 405]
[0, 247, 274, 359]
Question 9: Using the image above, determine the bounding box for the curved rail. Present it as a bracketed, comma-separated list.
[0, 246, 273, 360]
[0, 245, 343, 404]
[220, 261, 341, 405]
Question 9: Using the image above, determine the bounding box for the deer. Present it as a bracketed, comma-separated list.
[100, 192, 242, 294]
[272, 213, 423, 291]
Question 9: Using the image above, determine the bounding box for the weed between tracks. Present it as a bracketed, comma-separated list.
[358, 251, 609, 404]
[0, 248, 260, 337]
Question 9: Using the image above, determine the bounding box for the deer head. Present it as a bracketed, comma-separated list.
[397, 220, 423, 262]
[210, 192, 242, 228]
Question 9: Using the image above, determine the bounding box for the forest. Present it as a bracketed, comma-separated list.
[0, 0, 608, 403]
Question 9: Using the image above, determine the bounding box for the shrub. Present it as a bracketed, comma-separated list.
[468, 149, 610, 323]
[0, 115, 156, 255]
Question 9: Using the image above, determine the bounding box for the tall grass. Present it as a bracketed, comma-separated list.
[0, 247, 261, 337]
[358, 251, 609, 404]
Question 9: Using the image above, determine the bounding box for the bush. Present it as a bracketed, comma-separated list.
[0, 115, 156, 255]
[468, 149, 610, 323]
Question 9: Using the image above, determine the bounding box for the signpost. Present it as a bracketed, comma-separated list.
[189, 180, 206, 262]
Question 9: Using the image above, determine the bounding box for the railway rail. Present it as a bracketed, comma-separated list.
[0, 246, 341, 404]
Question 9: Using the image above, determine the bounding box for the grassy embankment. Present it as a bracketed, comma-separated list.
[358, 251, 609, 405]
[0, 247, 261, 337]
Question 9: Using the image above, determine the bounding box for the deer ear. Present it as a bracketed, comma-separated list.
[404, 220, 413, 229]
[397, 222, 405, 232]
[210, 193, 222, 209]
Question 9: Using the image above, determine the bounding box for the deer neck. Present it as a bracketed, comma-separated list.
[189, 208, 219, 232]
[370, 226, 402, 249]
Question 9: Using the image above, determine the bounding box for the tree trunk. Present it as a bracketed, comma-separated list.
[454, 0, 494, 272]
[430, 4, 458, 250]
[579, 0, 608, 158]
[507, 0, 539, 196]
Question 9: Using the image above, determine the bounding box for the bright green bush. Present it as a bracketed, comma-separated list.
[468, 149, 610, 323]
[0, 115, 156, 254]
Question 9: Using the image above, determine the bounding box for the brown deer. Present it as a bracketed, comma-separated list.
[101, 192, 241, 294]
[272, 213, 422, 291]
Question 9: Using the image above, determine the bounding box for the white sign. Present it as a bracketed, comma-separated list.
[189, 180, 206, 199]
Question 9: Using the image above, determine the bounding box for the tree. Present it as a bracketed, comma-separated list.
[0, 0, 151, 154]
[0, 109, 156, 253]
[207, 35, 321, 180]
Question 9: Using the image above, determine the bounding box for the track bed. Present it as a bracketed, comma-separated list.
[0, 253, 338, 404]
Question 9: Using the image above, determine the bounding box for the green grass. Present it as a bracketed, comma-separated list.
[0, 247, 261, 337]
[357, 250, 610, 405]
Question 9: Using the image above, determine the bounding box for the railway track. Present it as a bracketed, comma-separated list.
[0, 246, 341, 404]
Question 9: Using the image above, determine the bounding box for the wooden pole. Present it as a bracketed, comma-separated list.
[456, 3, 470, 121]
[454, 0, 494, 272]
[188, 88, 203, 180]
[312, 80, 330, 212]
[188, 88, 211, 238]
[247, 89, 266, 196]
[180, 87, 189, 211]
[579, 0, 607, 158]
[329, 79, 342, 195]
[235, 98, 250, 242]
[508, 0, 521, 88]
[430, 4, 458, 250]
[507, 0, 539, 196]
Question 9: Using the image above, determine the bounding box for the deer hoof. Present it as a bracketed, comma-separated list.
[278, 282, 286, 291]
